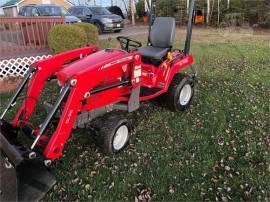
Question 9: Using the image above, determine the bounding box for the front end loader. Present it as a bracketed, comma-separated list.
[0, 0, 197, 200]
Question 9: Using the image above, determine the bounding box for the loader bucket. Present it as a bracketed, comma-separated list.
[0, 129, 56, 202]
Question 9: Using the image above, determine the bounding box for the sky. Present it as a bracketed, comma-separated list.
[0, 0, 8, 6]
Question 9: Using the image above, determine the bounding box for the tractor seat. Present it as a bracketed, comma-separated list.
[139, 17, 175, 65]
[139, 46, 170, 60]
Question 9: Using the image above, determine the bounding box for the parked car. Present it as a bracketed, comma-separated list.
[68, 6, 124, 34]
[18, 4, 81, 24]
[107, 6, 125, 19]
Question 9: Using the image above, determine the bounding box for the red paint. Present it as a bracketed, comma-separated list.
[10, 46, 194, 160]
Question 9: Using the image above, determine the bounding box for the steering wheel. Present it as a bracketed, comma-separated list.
[116, 36, 142, 52]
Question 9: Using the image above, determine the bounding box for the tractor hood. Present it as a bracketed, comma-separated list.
[56, 49, 131, 84]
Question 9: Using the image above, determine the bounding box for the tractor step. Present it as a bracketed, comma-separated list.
[140, 86, 161, 96]
[0, 127, 56, 202]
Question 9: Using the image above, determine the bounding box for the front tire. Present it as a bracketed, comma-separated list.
[91, 112, 130, 154]
[158, 73, 195, 111]
[95, 23, 102, 34]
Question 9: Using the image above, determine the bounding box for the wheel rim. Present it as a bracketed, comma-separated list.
[179, 84, 192, 106]
[113, 125, 129, 150]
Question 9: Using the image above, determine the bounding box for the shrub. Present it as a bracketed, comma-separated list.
[48, 24, 87, 54]
[74, 22, 98, 46]
[136, 0, 145, 18]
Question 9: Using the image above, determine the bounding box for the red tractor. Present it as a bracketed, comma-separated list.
[0, 0, 197, 201]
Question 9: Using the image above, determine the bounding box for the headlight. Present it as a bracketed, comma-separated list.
[77, 20, 82, 23]
[101, 18, 113, 23]
[105, 23, 113, 28]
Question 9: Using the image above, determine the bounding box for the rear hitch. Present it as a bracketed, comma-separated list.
[0, 122, 56, 202]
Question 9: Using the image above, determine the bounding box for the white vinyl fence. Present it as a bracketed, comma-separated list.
[0, 55, 51, 79]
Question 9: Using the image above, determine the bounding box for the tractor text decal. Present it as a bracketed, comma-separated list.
[99, 56, 133, 70]
[65, 109, 74, 125]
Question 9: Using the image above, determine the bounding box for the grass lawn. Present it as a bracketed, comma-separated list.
[0, 28, 269, 201]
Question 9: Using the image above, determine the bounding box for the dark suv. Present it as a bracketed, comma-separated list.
[18, 4, 81, 24]
[68, 6, 124, 34]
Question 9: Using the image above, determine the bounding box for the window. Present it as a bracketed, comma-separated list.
[72, 8, 83, 15]
[18, 7, 25, 15]
[24, 7, 32, 16]
[36, 6, 71, 16]
[68, 7, 74, 13]
[89, 7, 111, 15]
[83, 8, 91, 16]
[32, 8, 39, 16]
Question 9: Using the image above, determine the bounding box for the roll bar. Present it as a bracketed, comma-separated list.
[147, 0, 196, 55]
[184, 0, 196, 55]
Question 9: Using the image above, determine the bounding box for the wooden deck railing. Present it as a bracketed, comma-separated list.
[0, 17, 65, 53]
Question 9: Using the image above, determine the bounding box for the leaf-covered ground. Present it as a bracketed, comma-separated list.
[0, 29, 269, 201]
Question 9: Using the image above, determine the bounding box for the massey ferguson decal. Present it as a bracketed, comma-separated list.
[99, 56, 133, 70]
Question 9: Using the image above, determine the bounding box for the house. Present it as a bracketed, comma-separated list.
[0, 0, 9, 15]
[1, 0, 74, 16]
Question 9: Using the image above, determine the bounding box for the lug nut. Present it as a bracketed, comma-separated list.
[44, 160, 52, 167]
[28, 152, 37, 159]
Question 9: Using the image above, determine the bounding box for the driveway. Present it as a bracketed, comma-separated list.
[99, 25, 148, 40]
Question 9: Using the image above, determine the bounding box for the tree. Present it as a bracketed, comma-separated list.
[207, 0, 210, 24]
[130, 0, 136, 25]
[136, 0, 145, 18]
[135, 0, 270, 27]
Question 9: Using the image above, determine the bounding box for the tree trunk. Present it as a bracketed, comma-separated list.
[217, 0, 220, 25]
[210, 0, 215, 22]
[187, 0, 189, 14]
[206, 0, 210, 24]
[130, 0, 136, 26]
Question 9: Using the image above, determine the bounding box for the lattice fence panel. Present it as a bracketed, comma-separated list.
[0, 55, 51, 79]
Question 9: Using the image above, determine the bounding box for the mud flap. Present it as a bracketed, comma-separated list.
[0, 131, 56, 202]
[128, 86, 140, 112]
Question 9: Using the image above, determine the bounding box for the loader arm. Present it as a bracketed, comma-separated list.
[43, 52, 142, 160]
[12, 46, 98, 127]
[43, 83, 83, 160]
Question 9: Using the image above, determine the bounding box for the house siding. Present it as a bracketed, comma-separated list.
[3, 7, 15, 16]
[2, 0, 73, 16]
[19, 0, 72, 9]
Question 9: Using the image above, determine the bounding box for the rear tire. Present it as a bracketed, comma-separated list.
[158, 73, 194, 112]
[91, 112, 130, 154]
